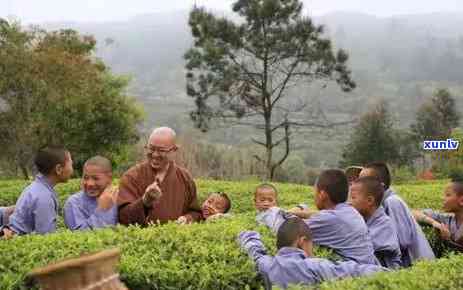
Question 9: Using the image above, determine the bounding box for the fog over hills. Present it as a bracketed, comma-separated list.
[33, 10, 463, 166]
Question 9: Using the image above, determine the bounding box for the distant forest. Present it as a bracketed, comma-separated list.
[40, 10, 463, 168]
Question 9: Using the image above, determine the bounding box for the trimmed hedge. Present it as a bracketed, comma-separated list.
[0, 178, 460, 290]
[0, 179, 448, 211]
[287, 254, 463, 290]
[0, 214, 335, 290]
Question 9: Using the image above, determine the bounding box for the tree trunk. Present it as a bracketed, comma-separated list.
[270, 162, 277, 181]
[265, 112, 273, 181]
[270, 121, 291, 181]
[20, 163, 29, 180]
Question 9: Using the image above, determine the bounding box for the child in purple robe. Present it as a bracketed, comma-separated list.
[350, 176, 402, 268]
[1, 146, 74, 238]
[413, 174, 463, 248]
[239, 217, 387, 289]
[360, 162, 435, 266]
[257, 170, 379, 265]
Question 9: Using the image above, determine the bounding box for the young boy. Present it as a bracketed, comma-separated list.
[255, 183, 284, 232]
[176, 192, 232, 224]
[1, 146, 74, 238]
[305, 169, 379, 265]
[200, 192, 232, 221]
[254, 183, 278, 212]
[413, 174, 463, 246]
[238, 218, 387, 289]
[360, 162, 435, 266]
[254, 183, 308, 234]
[349, 176, 402, 268]
[258, 170, 379, 265]
[64, 156, 118, 231]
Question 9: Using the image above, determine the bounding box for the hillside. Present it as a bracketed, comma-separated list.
[36, 10, 463, 166]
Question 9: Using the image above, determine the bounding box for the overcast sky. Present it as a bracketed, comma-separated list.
[1, 0, 462, 23]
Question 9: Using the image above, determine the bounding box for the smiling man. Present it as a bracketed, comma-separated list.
[117, 127, 202, 226]
[63, 156, 118, 231]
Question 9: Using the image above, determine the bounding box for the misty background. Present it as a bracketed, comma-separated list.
[1, 0, 462, 168]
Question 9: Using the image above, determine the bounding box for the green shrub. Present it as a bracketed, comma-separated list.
[391, 166, 417, 184]
[393, 181, 447, 209]
[287, 254, 463, 290]
[0, 179, 311, 212]
[0, 214, 335, 290]
[0, 178, 460, 290]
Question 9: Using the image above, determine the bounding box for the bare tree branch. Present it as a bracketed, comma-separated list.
[271, 60, 301, 107]
[253, 154, 264, 163]
[251, 137, 267, 147]
[272, 120, 291, 175]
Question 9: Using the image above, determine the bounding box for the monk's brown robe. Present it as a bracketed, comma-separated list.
[117, 161, 201, 225]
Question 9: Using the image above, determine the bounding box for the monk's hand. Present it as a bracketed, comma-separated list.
[143, 179, 162, 207]
[206, 213, 225, 222]
[436, 223, 451, 241]
[97, 186, 117, 211]
[176, 215, 192, 225]
[1, 228, 15, 240]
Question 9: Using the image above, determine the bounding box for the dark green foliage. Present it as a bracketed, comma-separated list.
[340, 101, 401, 167]
[0, 20, 143, 178]
[411, 88, 460, 141]
[449, 170, 463, 183]
[0, 212, 333, 289]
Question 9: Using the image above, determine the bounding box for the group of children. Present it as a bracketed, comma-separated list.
[239, 163, 463, 289]
[0, 146, 233, 238]
[1, 147, 462, 289]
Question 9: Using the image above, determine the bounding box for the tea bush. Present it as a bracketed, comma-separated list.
[287, 253, 463, 290]
[0, 215, 335, 290]
[0, 178, 460, 290]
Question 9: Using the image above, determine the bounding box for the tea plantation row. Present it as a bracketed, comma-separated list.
[0, 178, 459, 290]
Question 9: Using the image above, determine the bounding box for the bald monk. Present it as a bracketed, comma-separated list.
[117, 127, 202, 225]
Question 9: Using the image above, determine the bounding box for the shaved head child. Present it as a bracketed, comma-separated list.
[254, 183, 278, 212]
[350, 176, 402, 268]
[413, 174, 463, 246]
[254, 183, 309, 234]
[200, 192, 232, 221]
[1, 146, 74, 238]
[239, 217, 387, 289]
[360, 162, 435, 266]
[64, 156, 118, 231]
[257, 169, 379, 265]
[306, 169, 379, 265]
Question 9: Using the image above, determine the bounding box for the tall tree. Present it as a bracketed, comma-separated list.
[411, 88, 460, 141]
[184, 0, 355, 180]
[340, 101, 401, 167]
[0, 20, 143, 179]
